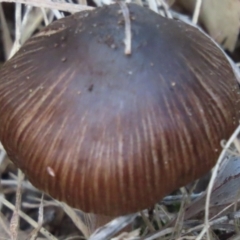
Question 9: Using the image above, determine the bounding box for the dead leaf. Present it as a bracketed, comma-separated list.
[111, 229, 140, 240]
[175, 0, 240, 51]
[184, 154, 240, 220]
[89, 214, 137, 240]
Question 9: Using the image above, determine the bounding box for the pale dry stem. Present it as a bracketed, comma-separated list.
[1, 197, 57, 239]
[9, 3, 21, 59]
[192, 0, 203, 24]
[28, 194, 44, 239]
[140, 211, 155, 233]
[60, 202, 90, 238]
[0, 0, 93, 12]
[147, 0, 158, 13]
[9, 170, 24, 240]
[119, 1, 132, 55]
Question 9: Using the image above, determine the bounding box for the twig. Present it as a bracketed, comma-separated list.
[22, 5, 33, 28]
[147, 0, 158, 13]
[60, 202, 90, 238]
[28, 194, 44, 239]
[162, 193, 202, 205]
[118, 1, 132, 55]
[0, 150, 6, 165]
[144, 227, 174, 240]
[185, 212, 240, 236]
[234, 138, 240, 154]
[158, 0, 172, 18]
[192, 0, 202, 24]
[1, 197, 57, 239]
[89, 214, 137, 240]
[9, 170, 24, 240]
[0, 0, 93, 12]
[172, 188, 187, 238]
[21, 8, 48, 44]
[40, 7, 49, 25]
[140, 211, 155, 233]
[154, 205, 163, 229]
[52, 9, 64, 19]
[210, 201, 239, 221]
[1, 179, 39, 193]
[9, 3, 22, 59]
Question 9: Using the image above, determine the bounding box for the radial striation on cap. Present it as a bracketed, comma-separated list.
[0, 3, 239, 216]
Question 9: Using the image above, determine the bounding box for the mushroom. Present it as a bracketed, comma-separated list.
[0, 3, 239, 216]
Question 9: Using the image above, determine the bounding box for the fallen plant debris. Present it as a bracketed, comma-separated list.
[174, 0, 240, 52]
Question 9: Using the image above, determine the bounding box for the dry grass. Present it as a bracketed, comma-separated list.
[0, 0, 240, 239]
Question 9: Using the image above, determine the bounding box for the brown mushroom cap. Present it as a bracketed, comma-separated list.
[0, 3, 239, 216]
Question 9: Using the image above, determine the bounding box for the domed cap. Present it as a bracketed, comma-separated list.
[0, 3, 239, 216]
